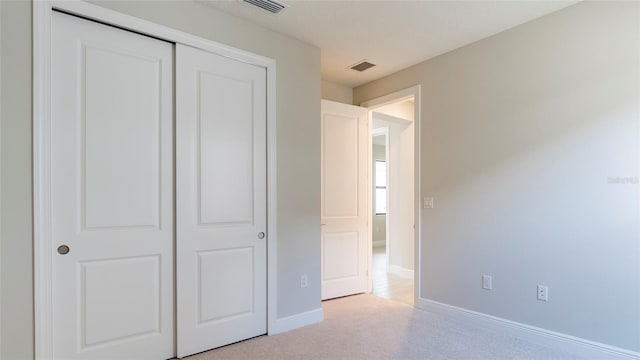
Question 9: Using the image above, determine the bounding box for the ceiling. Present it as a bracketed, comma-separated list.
[200, 0, 579, 88]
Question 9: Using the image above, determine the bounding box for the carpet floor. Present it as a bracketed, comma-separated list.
[188, 294, 583, 360]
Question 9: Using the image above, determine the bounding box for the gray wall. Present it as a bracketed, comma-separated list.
[0, 1, 321, 358]
[321, 80, 353, 104]
[355, 1, 640, 352]
[1, 2, 33, 359]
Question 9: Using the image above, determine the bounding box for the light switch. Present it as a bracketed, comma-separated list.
[423, 197, 434, 209]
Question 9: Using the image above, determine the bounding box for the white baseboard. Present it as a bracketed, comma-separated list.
[268, 307, 324, 335]
[373, 240, 386, 248]
[388, 265, 414, 279]
[416, 298, 639, 360]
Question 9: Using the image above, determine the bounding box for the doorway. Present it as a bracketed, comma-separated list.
[363, 90, 419, 306]
[320, 86, 421, 304]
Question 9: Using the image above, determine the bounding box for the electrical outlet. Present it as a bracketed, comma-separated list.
[423, 197, 434, 209]
[482, 275, 492, 290]
[300, 274, 308, 288]
[537, 285, 548, 301]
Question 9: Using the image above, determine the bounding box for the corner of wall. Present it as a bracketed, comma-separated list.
[270, 307, 324, 335]
[416, 298, 640, 360]
[321, 80, 353, 105]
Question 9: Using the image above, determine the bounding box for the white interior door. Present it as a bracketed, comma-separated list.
[51, 12, 174, 359]
[321, 100, 370, 300]
[176, 44, 267, 358]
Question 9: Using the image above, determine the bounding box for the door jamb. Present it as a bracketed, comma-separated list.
[361, 85, 421, 305]
[33, 1, 278, 358]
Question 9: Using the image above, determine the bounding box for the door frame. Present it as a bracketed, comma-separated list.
[33, 1, 278, 358]
[361, 85, 421, 305]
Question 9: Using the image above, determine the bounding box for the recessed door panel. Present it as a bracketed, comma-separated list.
[83, 46, 161, 230]
[177, 44, 267, 358]
[198, 71, 254, 225]
[198, 248, 254, 323]
[322, 113, 359, 218]
[322, 232, 358, 281]
[81, 256, 161, 348]
[51, 12, 174, 359]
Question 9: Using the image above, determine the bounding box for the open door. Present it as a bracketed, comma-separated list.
[321, 100, 370, 300]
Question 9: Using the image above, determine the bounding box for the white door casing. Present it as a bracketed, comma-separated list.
[321, 100, 370, 300]
[176, 44, 267, 358]
[51, 11, 174, 359]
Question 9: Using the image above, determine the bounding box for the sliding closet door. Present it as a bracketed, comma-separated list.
[176, 44, 267, 358]
[51, 12, 174, 359]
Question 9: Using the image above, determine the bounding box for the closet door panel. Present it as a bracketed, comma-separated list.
[51, 11, 174, 360]
[176, 44, 267, 358]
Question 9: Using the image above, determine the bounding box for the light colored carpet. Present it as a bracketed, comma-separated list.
[188, 294, 582, 360]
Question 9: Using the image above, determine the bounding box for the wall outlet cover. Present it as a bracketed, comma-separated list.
[482, 275, 492, 290]
[537, 285, 548, 301]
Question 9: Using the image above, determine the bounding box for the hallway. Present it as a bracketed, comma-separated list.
[371, 246, 414, 305]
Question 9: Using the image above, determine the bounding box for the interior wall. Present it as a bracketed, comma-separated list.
[0, 1, 3, 356]
[321, 79, 353, 104]
[0, 1, 321, 358]
[355, 1, 640, 352]
[372, 143, 386, 247]
[370, 99, 414, 121]
[372, 115, 414, 273]
[1, 2, 33, 359]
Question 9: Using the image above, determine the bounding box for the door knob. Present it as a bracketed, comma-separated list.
[258, 232, 265, 239]
[57, 245, 70, 255]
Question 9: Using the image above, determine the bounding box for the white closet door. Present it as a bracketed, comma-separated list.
[51, 12, 174, 359]
[321, 100, 370, 300]
[176, 44, 267, 358]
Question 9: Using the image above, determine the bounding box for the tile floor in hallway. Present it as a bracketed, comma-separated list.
[371, 245, 414, 305]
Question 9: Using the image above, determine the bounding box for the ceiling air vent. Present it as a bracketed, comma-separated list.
[243, 0, 288, 14]
[349, 60, 376, 72]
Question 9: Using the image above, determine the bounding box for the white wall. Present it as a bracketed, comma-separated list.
[373, 114, 414, 273]
[372, 144, 386, 247]
[0, 1, 321, 358]
[371, 99, 414, 121]
[321, 79, 353, 104]
[355, 1, 640, 352]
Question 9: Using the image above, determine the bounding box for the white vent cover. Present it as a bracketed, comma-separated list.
[243, 0, 288, 14]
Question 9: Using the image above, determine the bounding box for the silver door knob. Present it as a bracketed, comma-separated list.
[258, 232, 265, 239]
[57, 245, 70, 255]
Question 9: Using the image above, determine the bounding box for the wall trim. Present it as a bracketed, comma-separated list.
[372, 240, 386, 248]
[33, 1, 278, 358]
[416, 297, 640, 360]
[269, 308, 324, 335]
[388, 265, 414, 279]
